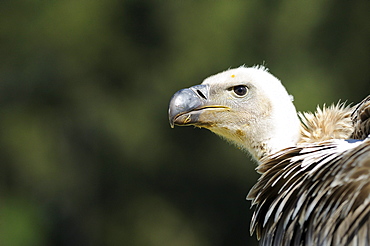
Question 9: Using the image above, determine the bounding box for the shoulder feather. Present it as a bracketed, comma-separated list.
[351, 95, 370, 140]
[247, 138, 370, 246]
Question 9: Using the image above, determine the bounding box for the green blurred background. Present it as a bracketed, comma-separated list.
[0, 1, 369, 245]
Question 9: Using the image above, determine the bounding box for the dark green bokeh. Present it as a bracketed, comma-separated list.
[0, 1, 369, 245]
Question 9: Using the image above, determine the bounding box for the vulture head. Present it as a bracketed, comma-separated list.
[169, 66, 301, 160]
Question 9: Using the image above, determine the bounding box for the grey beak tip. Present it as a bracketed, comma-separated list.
[168, 85, 208, 127]
[169, 119, 175, 128]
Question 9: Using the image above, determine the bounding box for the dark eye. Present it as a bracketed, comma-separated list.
[233, 85, 248, 96]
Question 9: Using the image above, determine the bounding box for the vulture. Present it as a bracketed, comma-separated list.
[168, 66, 370, 246]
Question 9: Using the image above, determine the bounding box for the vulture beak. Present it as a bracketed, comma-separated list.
[168, 84, 229, 128]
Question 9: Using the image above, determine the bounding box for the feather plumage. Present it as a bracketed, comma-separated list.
[248, 96, 370, 245]
[351, 95, 370, 140]
[298, 102, 354, 143]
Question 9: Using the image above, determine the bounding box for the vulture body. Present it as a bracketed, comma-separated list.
[168, 66, 370, 246]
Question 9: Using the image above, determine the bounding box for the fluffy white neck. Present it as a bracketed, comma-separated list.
[244, 104, 301, 161]
[210, 94, 301, 161]
[262, 101, 301, 158]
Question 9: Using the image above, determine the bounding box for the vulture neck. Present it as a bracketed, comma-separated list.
[243, 99, 301, 162]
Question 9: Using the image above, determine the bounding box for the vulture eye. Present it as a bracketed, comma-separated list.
[233, 85, 248, 96]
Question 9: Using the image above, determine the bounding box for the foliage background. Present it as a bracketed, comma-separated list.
[0, 1, 369, 245]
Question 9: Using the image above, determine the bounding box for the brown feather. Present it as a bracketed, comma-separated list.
[351, 95, 370, 140]
[248, 138, 370, 246]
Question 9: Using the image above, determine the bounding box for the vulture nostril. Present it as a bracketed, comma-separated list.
[197, 90, 207, 100]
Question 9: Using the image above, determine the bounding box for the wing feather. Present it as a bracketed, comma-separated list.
[247, 138, 370, 245]
[351, 95, 370, 140]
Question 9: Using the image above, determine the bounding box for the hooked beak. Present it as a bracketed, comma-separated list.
[168, 84, 229, 128]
